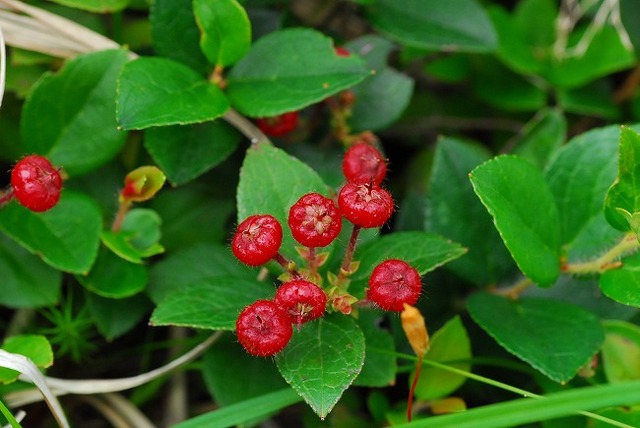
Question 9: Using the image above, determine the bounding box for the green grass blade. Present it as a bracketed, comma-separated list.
[0, 399, 22, 428]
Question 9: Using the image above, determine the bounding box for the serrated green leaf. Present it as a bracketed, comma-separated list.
[150, 277, 274, 329]
[21, 49, 129, 176]
[367, 0, 497, 52]
[513, 108, 566, 168]
[354, 309, 396, 387]
[605, 126, 640, 232]
[600, 251, 640, 308]
[86, 292, 152, 340]
[470, 155, 561, 286]
[0, 335, 52, 383]
[275, 314, 365, 418]
[101, 209, 164, 264]
[194, 0, 251, 67]
[415, 316, 471, 400]
[0, 191, 102, 274]
[601, 320, 640, 383]
[426, 138, 514, 286]
[467, 293, 604, 383]
[47, 0, 129, 12]
[349, 231, 467, 297]
[144, 121, 240, 185]
[226, 28, 370, 117]
[116, 57, 229, 130]
[77, 247, 148, 299]
[0, 233, 61, 308]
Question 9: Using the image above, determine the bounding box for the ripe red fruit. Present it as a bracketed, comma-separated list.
[338, 182, 394, 228]
[275, 279, 327, 325]
[335, 46, 350, 57]
[236, 300, 293, 357]
[256, 111, 299, 137]
[288, 193, 342, 248]
[367, 259, 422, 311]
[10, 155, 62, 212]
[232, 214, 283, 266]
[342, 143, 387, 185]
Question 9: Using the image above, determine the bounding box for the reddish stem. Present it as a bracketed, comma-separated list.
[407, 356, 423, 423]
[337, 225, 361, 286]
[273, 252, 302, 279]
[308, 247, 318, 278]
[0, 188, 15, 209]
[111, 200, 131, 232]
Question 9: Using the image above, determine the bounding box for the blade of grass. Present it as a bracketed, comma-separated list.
[0, 399, 22, 428]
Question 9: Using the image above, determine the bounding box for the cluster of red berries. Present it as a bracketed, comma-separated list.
[9, 155, 62, 212]
[233, 141, 421, 356]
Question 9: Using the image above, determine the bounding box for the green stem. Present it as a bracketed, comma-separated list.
[563, 232, 640, 275]
[223, 109, 271, 146]
[0, 399, 22, 428]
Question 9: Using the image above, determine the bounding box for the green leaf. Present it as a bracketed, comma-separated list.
[46, 0, 129, 12]
[605, 126, 640, 232]
[367, 0, 497, 52]
[226, 28, 370, 117]
[193, 0, 251, 67]
[513, 108, 566, 169]
[601, 320, 640, 383]
[415, 316, 471, 400]
[101, 209, 164, 263]
[349, 231, 467, 297]
[557, 80, 620, 120]
[0, 233, 62, 308]
[144, 121, 240, 185]
[354, 308, 396, 387]
[600, 252, 640, 308]
[0, 335, 52, 383]
[86, 292, 152, 340]
[513, 0, 556, 49]
[116, 57, 229, 130]
[21, 49, 129, 176]
[621, 0, 640, 54]
[150, 0, 210, 74]
[120, 167, 167, 203]
[470, 155, 561, 286]
[0, 191, 102, 274]
[150, 277, 274, 329]
[77, 247, 148, 299]
[275, 314, 365, 419]
[426, 138, 514, 286]
[467, 293, 604, 383]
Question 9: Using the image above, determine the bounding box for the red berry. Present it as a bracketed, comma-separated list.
[288, 193, 342, 248]
[367, 259, 422, 311]
[256, 111, 299, 137]
[338, 182, 394, 228]
[335, 46, 350, 57]
[275, 279, 327, 325]
[232, 214, 283, 266]
[236, 300, 293, 356]
[342, 143, 387, 185]
[10, 155, 62, 212]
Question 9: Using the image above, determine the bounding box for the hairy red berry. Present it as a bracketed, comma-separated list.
[232, 214, 283, 266]
[367, 259, 422, 311]
[288, 193, 342, 248]
[10, 155, 62, 212]
[236, 300, 293, 356]
[338, 182, 394, 228]
[342, 143, 387, 185]
[256, 111, 299, 137]
[275, 279, 327, 325]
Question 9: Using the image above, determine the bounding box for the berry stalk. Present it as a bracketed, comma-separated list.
[0, 188, 15, 209]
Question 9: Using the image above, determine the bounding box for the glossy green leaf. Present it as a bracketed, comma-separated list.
[116, 57, 229, 130]
[86, 292, 152, 340]
[349, 231, 467, 296]
[426, 138, 513, 286]
[150, 277, 274, 329]
[470, 155, 561, 286]
[101, 209, 164, 264]
[226, 28, 370, 117]
[367, 0, 497, 52]
[593, 408, 640, 428]
[545, 124, 624, 261]
[144, 120, 240, 185]
[354, 309, 396, 387]
[513, 0, 556, 49]
[0, 191, 102, 274]
[557, 80, 620, 120]
[621, 0, 640, 54]
[600, 252, 640, 308]
[194, 0, 251, 67]
[77, 247, 148, 298]
[0, 335, 52, 383]
[513, 108, 566, 168]
[21, 49, 129, 176]
[46, 0, 128, 12]
[275, 314, 365, 419]
[601, 320, 640, 383]
[415, 316, 471, 400]
[0, 234, 62, 308]
[150, 0, 210, 74]
[467, 293, 604, 383]
[605, 126, 640, 232]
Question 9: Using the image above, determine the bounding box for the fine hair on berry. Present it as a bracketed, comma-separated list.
[275, 279, 327, 325]
[236, 300, 293, 357]
[367, 259, 422, 311]
[10, 155, 62, 212]
[342, 142, 387, 185]
[338, 182, 394, 228]
[232, 214, 283, 266]
[288, 192, 342, 247]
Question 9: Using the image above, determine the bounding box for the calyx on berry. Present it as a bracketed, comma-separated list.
[236, 300, 293, 357]
[367, 259, 422, 312]
[288, 192, 342, 248]
[256, 111, 299, 137]
[343, 142, 387, 185]
[338, 182, 394, 228]
[10, 155, 62, 212]
[232, 214, 283, 266]
[275, 279, 327, 325]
